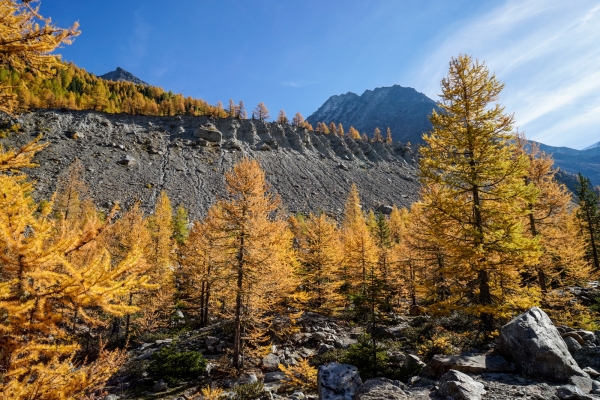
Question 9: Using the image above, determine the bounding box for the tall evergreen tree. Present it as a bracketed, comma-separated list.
[419, 55, 539, 331]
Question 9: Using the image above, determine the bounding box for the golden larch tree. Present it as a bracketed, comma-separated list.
[0, 0, 79, 113]
[419, 55, 540, 331]
[296, 213, 344, 314]
[206, 158, 297, 369]
[292, 112, 304, 126]
[0, 139, 151, 398]
[277, 109, 289, 124]
[253, 102, 270, 121]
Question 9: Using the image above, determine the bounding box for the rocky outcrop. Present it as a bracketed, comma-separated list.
[424, 354, 515, 378]
[307, 85, 437, 144]
[437, 370, 486, 400]
[498, 307, 588, 381]
[317, 363, 362, 400]
[0, 110, 420, 220]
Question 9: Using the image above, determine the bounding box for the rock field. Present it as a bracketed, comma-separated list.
[0, 109, 420, 220]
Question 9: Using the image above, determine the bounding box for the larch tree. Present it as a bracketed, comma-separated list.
[206, 158, 297, 369]
[277, 109, 289, 124]
[296, 213, 344, 314]
[292, 112, 304, 126]
[385, 127, 393, 144]
[178, 220, 223, 326]
[0, 0, 79, 113]
[575, 173, 600, 271]
[338, 123, 345, 137]
[516, 137, 590, 291]
[348, 126, 361, 140]
[419, 55, 539, 331]
[238, 100, 247, 119]
[228, 98, 237, 117]
[372, 127, 383, 142]
[253, 102, 270, 121]
[329, 122, 338, 136]
[0, 139, 151, 398]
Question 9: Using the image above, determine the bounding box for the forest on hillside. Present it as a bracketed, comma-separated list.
[1, 1, 600, 399]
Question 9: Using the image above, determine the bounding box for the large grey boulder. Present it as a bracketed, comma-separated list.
[261, 353, 280, 372]
[437, 370, 486, 400]
[354, 378, 407, 400]
[317, 363, 362, 400]
[194, 123, 222, 142]
[498, 307, 588, 381]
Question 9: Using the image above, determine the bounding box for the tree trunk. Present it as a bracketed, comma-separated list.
[585, 206, 600, 270]
[232, 234, 245, 370]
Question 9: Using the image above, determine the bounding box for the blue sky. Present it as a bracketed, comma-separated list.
[43, 0, 600, 149]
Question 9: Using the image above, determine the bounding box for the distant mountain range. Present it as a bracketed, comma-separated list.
[307, 85, 438, 145]
[308, 85, 600, 187]
[99, 67, 148, 85]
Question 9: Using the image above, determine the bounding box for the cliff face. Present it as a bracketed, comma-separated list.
[0, 110, 420, 219]
[307, 85, 438, 144]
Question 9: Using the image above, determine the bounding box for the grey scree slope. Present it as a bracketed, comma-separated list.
[0, 109, 420, 220]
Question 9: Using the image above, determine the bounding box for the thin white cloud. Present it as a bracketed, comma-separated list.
[414, 0, 600, 149]
[281, 80, 314, 88]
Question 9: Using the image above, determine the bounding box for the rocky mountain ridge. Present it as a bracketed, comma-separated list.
[99, 67, 148, 85]
[307, 85, 438, 144]
[0, 110, 420, 220]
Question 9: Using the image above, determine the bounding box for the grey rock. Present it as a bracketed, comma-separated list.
[584, 367, 600, 378]
[556, 384, 596, 399]
[312, 332, 327, 341]
[194, 123, 222, 142]
[573, 347, 600, 370]
[354, 378, 407, 400]
[318, 343, 335, 355]
[206, 336, 219, 346]
[498, 307, 588, 381]
[104, 395, 119, 400]
[424, 354, 514, 378]
[404, 354, 426, 369]
[569, 376, 597, 394]
[153, 379, 167, 392]
[264, 371, 285, 383]
[576, 330, 597, 343]
[564, 332, 587, 346]
[118, 154, 136, 166]
[566, 336, 584, 352]
[262, 353, 281, 372]
[317, 363, 362, 400]
[438, 370, 486, 400]
[593, 380, 600, 394]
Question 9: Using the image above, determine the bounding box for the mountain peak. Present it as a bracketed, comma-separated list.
[99, 67, 148, 86]
[307, 85, 437, 144]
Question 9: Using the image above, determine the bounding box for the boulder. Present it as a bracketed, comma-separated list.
[556, 385, 596, 400]
[437, 370, 486, 400]
[205, 336, 219, 346]
[354, 378, 407, 400]
[262, 353, 281, 372]
[498, 307, 588, 381]
[194, 123, 222, 142]
[424, 354, 514, 378]
[264, 371, 285, 383]
[575, 330, 596, 343]
[563, 332, 587, 346]
[569, 376, 599, 394]
[318, 343, 335, 355]
[573, 347, 600, 370]
[404, 354, 426, 370]
[565, 336, 584, 352]
[317, 363, 362, 400]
